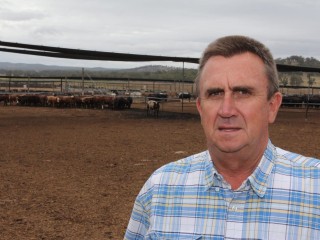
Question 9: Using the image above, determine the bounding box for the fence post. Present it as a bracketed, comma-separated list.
[8, 76, 11, 92]
[181, 62, 185, 113]
[82, 68, 84, 95]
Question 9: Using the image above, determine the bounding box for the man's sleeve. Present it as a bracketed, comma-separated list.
[124, 195, 150, 239]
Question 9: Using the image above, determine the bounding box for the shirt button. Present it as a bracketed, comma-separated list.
[231, 205, 237, 211]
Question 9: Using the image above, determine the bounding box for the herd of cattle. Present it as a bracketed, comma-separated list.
[0, 93, 133, 110]
[0, 93, 319, 112]
[282, 94, 320, 108]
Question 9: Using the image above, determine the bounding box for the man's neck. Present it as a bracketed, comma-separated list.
[210, 145, 266, 190]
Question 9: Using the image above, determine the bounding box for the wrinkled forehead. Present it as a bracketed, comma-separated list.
[199, 54, 268, 92]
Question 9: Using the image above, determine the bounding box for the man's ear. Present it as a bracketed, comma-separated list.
[268, 92, 282, 123]
[196, 97, 203, 117]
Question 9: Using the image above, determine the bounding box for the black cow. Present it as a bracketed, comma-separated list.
[308, 95, 320, 108]
[281, 95, 304, 108]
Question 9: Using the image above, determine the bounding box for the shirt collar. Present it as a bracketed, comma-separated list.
[203, 140, 277, 197]
[248, 141, 277, 197]
[203, 151, 215, 191]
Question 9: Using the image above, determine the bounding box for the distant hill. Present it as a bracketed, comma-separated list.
[0, 62, 180, 72]
[124, 65, 179, 72]
[0, 62, 197, 81]
[0, 62, 113, 72]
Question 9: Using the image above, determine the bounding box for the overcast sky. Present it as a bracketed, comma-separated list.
[0, 0, 319, 69]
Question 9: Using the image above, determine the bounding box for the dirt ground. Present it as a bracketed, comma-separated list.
[0, 102, 319, 240]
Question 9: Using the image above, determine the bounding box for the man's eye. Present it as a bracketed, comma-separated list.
[208, 91, 223, 97]
[234, 89, 251, 97]
[238, 90, 249, 94]
[209, 92, 218, 96]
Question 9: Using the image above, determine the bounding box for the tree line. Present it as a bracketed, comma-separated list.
[275, 56, 319, 88]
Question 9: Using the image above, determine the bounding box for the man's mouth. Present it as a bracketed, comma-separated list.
[218, 126, 241, 132]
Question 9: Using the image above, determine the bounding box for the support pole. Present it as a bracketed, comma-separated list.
[27, 76, 30, 92]
[181, 62, 185, 113]
[82, 68, 85, 95]
[8, 76, 11, 92]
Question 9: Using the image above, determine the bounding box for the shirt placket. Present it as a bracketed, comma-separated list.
[224, 189, 247, 239]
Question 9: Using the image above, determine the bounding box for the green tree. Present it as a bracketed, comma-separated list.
[275, 56, 320, 67]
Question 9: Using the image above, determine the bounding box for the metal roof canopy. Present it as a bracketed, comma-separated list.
[0, 41, 198, 63]
[0, 40, 320, 73]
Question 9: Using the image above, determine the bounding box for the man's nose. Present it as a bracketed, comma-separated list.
[218, 94, 237, 117]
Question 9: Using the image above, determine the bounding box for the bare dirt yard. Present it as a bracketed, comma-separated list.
[0, 102, 319, 240]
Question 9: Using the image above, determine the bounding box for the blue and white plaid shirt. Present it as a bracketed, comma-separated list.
[125, 141, 320, 239]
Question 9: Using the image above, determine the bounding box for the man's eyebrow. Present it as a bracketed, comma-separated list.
[231, 86, 255, 92]
[206, 88, 224, 95]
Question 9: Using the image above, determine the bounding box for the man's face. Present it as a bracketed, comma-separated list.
[196, 52, 281, 156]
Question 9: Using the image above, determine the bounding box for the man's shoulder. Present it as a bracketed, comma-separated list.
[271, 147, 320, 194]
[154, 150, 210, 174]
[276, 147, 320, 168]
[142, 151, 211, 190]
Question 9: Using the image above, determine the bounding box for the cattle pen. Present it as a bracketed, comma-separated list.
[1, 75, 320, 115]
[0, 75, 195, 94]
[0, 74, 198, 113]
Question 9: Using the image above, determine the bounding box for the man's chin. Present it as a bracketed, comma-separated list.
[210, 141, 246, 154]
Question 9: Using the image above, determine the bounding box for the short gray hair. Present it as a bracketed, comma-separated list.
[195, 35, 279, 99]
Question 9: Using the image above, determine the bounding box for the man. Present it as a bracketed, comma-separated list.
[125, 36, 320, 239]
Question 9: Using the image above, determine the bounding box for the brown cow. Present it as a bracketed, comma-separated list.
[93, 95, 115, 109]
[46, 95, 59, 107]
[0, 94, 8, 105]
[57, 95, 75, 108]
[6, 94, 19, 106]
